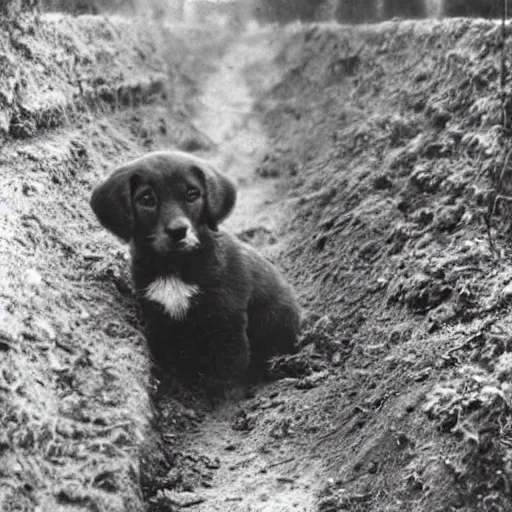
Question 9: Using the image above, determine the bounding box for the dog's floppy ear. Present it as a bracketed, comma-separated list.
[191, 161, 236, 230]
[90, 166, 135, 242]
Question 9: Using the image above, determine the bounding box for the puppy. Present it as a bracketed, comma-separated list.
[90, 150, 300, 385]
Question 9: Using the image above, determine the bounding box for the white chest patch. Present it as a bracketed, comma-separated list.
[145, 277, 199, 321]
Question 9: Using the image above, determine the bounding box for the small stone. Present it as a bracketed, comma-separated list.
[500, 282, 512, 302]
[377, 277, 388, 287]
[0, 431, 10, 449]
[205, 457, 220, 470]
[276, 475, 295, 484]
[22, 181, 45, 196]
[183, 408, 198, 421]
[396, 432, 409, 449]
[232, 409, 257, 431]
[48, 353, 64, 372]
[157, 490, 205, 507]
[34, 318, 56, 340]
[331, 351, 342, 366]
[24, 268, 43, 288]
[294, 378, 316, 390]
[368, 461, 378, 474]
[80, 310, 90, 320]
[413, 367, 431, 382]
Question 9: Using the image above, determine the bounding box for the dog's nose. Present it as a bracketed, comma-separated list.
[166, 223, 188, 241]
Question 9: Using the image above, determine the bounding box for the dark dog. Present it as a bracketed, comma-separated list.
[90, 150, 300, 385]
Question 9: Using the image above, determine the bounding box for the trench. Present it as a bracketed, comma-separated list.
[4, 12, 512, 512]
[145, 32, 327, 512]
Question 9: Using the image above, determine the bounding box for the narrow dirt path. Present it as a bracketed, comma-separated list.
[195, 34, 285, 238]
[165, 35, 326, 512]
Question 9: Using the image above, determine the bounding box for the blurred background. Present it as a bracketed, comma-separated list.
[3, 0, 506, 24]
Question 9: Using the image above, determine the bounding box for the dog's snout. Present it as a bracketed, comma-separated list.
[166, 220, 189, 241]
[169, 226, 187, 241]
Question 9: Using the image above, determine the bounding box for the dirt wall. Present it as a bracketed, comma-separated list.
[0, 13, 228, 512]
[0, 15, 169, 140]
[251, 18, 512, 511]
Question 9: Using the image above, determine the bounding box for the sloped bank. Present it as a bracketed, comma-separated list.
[0, 13, 228, 512]
[253, 19, 512, 511]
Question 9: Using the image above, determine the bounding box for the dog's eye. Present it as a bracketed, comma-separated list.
[138, 192, 156, 208]
[186, 187, 201, 202]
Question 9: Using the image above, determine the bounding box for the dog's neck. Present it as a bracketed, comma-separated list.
[131, 230, 221, 321]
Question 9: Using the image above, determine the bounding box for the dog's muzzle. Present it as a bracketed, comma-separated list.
[161, 218, 200, 252]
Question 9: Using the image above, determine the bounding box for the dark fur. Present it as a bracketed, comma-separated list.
[90, 150, 300, 384]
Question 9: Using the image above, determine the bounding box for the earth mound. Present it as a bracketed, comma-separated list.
[252, 18, 512, 511]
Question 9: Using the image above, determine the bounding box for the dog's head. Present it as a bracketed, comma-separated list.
[90, 151, 236, 256]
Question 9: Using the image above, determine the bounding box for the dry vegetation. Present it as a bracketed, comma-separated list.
[0, 12, 230, 511]
[249, 17, 512, 511]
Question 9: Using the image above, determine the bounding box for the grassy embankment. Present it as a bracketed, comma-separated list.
[253, 18, 512, 511]
[0, 13, 228, 511]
